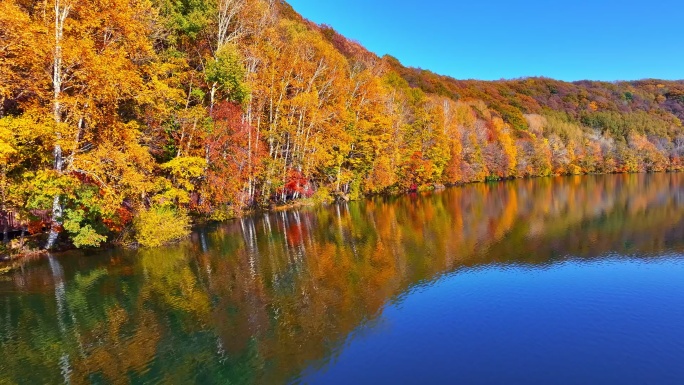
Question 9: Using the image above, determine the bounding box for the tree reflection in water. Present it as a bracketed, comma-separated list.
[1, 173, 684, 384]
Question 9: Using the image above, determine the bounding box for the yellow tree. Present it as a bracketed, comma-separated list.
[3, 0, 164, 248]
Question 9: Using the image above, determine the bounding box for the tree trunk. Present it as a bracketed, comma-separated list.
[46, 0, 70, 250]
[205, 83, 216, 188]
[217, 0, 244, 51]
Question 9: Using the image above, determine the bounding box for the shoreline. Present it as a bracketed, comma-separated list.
[1, 170, 678, 273]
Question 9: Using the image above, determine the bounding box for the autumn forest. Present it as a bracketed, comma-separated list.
[2, 0, 684, 250]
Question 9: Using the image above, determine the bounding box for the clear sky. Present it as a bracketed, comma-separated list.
[286, 0, 684, 82]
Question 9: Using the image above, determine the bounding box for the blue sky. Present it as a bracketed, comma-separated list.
[287, 0, 683, 81]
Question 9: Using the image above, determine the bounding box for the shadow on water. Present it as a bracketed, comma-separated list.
[1, 173, 684, 384]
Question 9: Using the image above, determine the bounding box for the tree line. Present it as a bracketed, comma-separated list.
[1, 0, 683, 249]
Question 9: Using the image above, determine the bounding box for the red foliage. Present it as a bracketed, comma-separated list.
[29, 220, 53, 235]
[103, 206, 133, 232]
[199, 101, 265, 210]
[402, 152, 434, 189]
[281, 169, 313, 198]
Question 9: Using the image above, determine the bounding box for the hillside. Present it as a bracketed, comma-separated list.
[387, 59, 684, 132]
[1, 0, 683, 249]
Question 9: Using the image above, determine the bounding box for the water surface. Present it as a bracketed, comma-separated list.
[2, 174, 684, 384]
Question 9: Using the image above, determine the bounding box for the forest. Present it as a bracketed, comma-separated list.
[1, 0, 684, 250]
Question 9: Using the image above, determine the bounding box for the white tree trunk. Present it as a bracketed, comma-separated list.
[46, 0, 71, 250]
[2, 223, 8, 244]
[217, 0, 245, 51]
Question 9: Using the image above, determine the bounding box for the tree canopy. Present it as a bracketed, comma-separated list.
[1, 0, 683, 249]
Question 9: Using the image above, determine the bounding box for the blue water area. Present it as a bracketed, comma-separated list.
[300, 258, 684, 385]
[2, 173, 684, 384]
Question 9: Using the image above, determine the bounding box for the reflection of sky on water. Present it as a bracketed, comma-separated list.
[301, 257, 684, 384]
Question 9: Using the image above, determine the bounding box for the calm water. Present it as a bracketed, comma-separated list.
[2, 174, 684, 384]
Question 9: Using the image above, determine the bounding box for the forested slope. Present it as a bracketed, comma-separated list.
[1, 0, 683, 249]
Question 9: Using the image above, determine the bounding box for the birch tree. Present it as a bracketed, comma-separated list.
[46, 0, 72, 249]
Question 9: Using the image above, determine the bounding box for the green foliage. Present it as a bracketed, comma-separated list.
[542, 111, 585, 143]
[492, 102, 529, 131]
[206, 45, 250, 105]
[63, 210, 108, 248]
[153, 0, 214, 41]
[134, 207, 191, 248]
[350, 179, 365, 201]
[581, 111, 674, 141]
[62, 186, 111, 248]
[20, 171, 78, 211]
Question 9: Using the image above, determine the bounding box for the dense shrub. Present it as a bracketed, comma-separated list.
[134, 207, 191, 248]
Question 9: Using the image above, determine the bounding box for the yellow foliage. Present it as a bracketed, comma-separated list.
[134, 207, 191, 248]
[162, 157, 206, 191]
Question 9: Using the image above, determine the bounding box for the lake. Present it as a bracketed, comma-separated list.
[2, 173, 684, 384]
